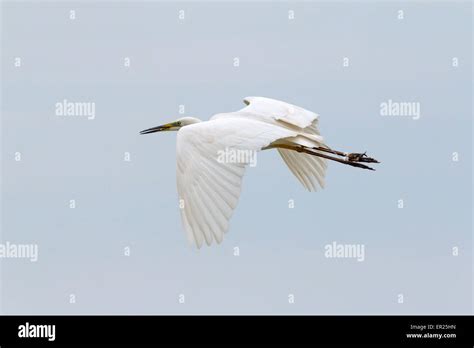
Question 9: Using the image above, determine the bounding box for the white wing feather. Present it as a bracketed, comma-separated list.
[177, 97, 328, 247]
[212, 96, 328, 192]
[176, 117, 296, 248]
[241, 96, 319, 129]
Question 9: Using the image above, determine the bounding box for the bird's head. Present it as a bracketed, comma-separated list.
[140, 117, 202, 135]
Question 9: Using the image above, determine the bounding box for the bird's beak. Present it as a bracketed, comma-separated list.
[140, 122, 179, 135]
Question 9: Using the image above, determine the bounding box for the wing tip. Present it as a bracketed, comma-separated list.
[243, 96, 255, 105]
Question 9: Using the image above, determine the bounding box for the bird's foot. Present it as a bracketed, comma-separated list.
[347, 152, 379, 164]
[345, 161, 376, 171]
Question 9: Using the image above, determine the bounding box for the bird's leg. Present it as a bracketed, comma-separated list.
[311, 146, 347, 157]
[277, 144, 376, 171]
[312, 146, 380, 164]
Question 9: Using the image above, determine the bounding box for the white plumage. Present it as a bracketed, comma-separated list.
[177, 97, 326, 247]
[140, 96, 378, 248]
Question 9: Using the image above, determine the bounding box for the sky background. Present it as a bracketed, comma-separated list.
[1, 0, 472, 314]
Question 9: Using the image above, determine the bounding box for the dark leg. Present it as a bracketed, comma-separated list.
[313, 146, 379, 164]
[275, 144, 378, 171]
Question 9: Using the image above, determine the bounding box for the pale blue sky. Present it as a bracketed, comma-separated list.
[1, 1, 472, 314]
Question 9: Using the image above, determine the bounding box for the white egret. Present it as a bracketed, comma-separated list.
[141, 97, 379, 248]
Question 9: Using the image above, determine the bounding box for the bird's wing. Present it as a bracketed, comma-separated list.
[242, 96, 320, 130]
[212, 96, 321, 134]
[212, 97, 327, 192]
[176, 118, 296, 248]
[277, 148, 327, 192]
[241, 97, 327, 191]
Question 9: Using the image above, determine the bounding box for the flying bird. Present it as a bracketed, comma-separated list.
[140, 97, 379, 248]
